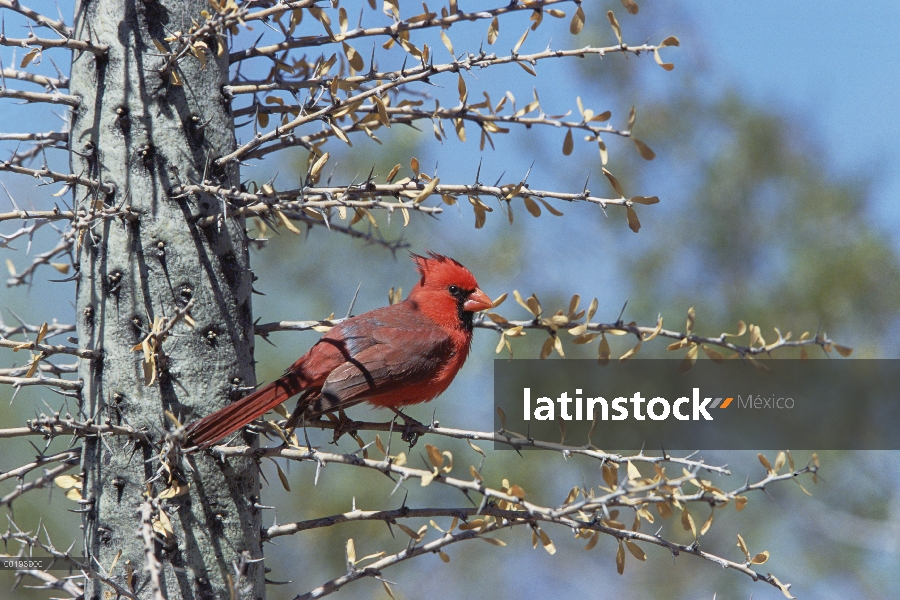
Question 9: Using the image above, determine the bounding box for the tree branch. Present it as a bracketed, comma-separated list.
[0, 0, 73, 36]
[139, 501, 168, 600]
[0, 67, 68, 89]
[0, 459, 77, 504]
[218, 42, 660, 166]
[5, 235, 72, 286]
[0, 415, 152, 443]
[0, 161, 115, 193]
[0, 319, 74, 340]
[0, 448, 80, 484]
[0, 361, 77, 376]
[0, 86, 80, 106]
[229, 0, 574, 63]
[232, 103, 628, 161]
[0, 337, 95, 358]
[227, 441, 800, 599]
[265, 417, 731, 475]
[255, 309, 835, 359]
[1, 527, 138, 600]
[8, 568, 83, 598]
[173, 182, 444, 214]
[0, 374, 82, 390]
[0, 32, 107, 56]
[0, 131, 67, 143]
[198, 204, 412, 251]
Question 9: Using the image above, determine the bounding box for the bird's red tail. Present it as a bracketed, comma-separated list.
[185, 375, 305, 448]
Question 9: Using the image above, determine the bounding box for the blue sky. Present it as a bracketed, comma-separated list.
[684, 1, 900, 232]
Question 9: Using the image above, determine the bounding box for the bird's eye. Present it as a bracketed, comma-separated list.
[448, 285, 460, 295]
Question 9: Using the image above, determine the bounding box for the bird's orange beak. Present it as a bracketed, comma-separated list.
[463, 288, 493, 312]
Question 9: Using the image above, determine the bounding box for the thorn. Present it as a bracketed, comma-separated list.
[616, 300, 628, 325]
[345, 282, 362, 318]
[522, 161, 534, 184]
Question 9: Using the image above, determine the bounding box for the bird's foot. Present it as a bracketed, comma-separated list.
[329, 410, 362, 445]
[390, 408, 425, 448]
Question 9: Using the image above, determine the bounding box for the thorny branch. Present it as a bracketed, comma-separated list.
[218, 43, 663, 166]
[175, 182, 445, 215]
[0, 87, 79, 106]
[1, 527, 139, 599]
[0, 414, 152, 443]
[1, 137, 66, 167]
[0, 32, 107, 56]
[177, 180, 637, 232]
[217, 443, 806, 599]
[0, 374, 81, 391]
[5, 235, 71, 286]
[254, 308, 841, 359]
[0, 160, 114, 194]
[0, 319, 74, 340]
[260, 417, 732, 475]
[10, 569, 83, 598]
[0, 0, 72, 36]
[0, 449, 80, 485]
[231, 103, 629, 160]
[0, 131, 67, 143]
[139, 501, 167, 600]
[0, 361, 77, 376]
[0, 67, 68, 89]
[0, 460, 77, 504]
[230, 0, 573, 62]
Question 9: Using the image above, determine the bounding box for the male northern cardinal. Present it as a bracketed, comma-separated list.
[184, 252, 492, 448]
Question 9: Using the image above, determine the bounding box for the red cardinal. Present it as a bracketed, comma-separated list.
[184, 252, 492, 448]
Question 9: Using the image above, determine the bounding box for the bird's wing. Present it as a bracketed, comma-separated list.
[314, 318, 454, 411]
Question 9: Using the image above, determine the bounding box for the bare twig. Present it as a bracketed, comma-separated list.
[0, 448, 80, 484]
[214, 443, 802, 599]
[0, 361, 77, 376]
[174, 182, 445, 213]
[0, 86, 79, 106]
[0, 131, 67, 142]
[0, 0, 73, 36]
[0, 161, 114, 193]
[0, 460, 76, 504]
[0, 68, 68, 89]
[5, 235, 72, 286]
[2, 136, 66, 167]
[230, 0, 574, 62]
[472, 312, 839, 358]
[0, 374, 81, 390]
[199, 205, 411, 251]
[254, 312, 834, 358]
[139, 501, 167, 600]
[260, 417, 731, 475]
[233, 104, 629, 161]
[0, 415, 151, 443]
[218, 42, 661, 166]
[0, 320, 74, 340]
[0, 32, 107, 56]
[1, 528, 138, 599]
[0, 337, 95, 358]
[9, 569, 83, 598]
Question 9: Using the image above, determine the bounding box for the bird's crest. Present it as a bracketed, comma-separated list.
[410, 251, 477, 290]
